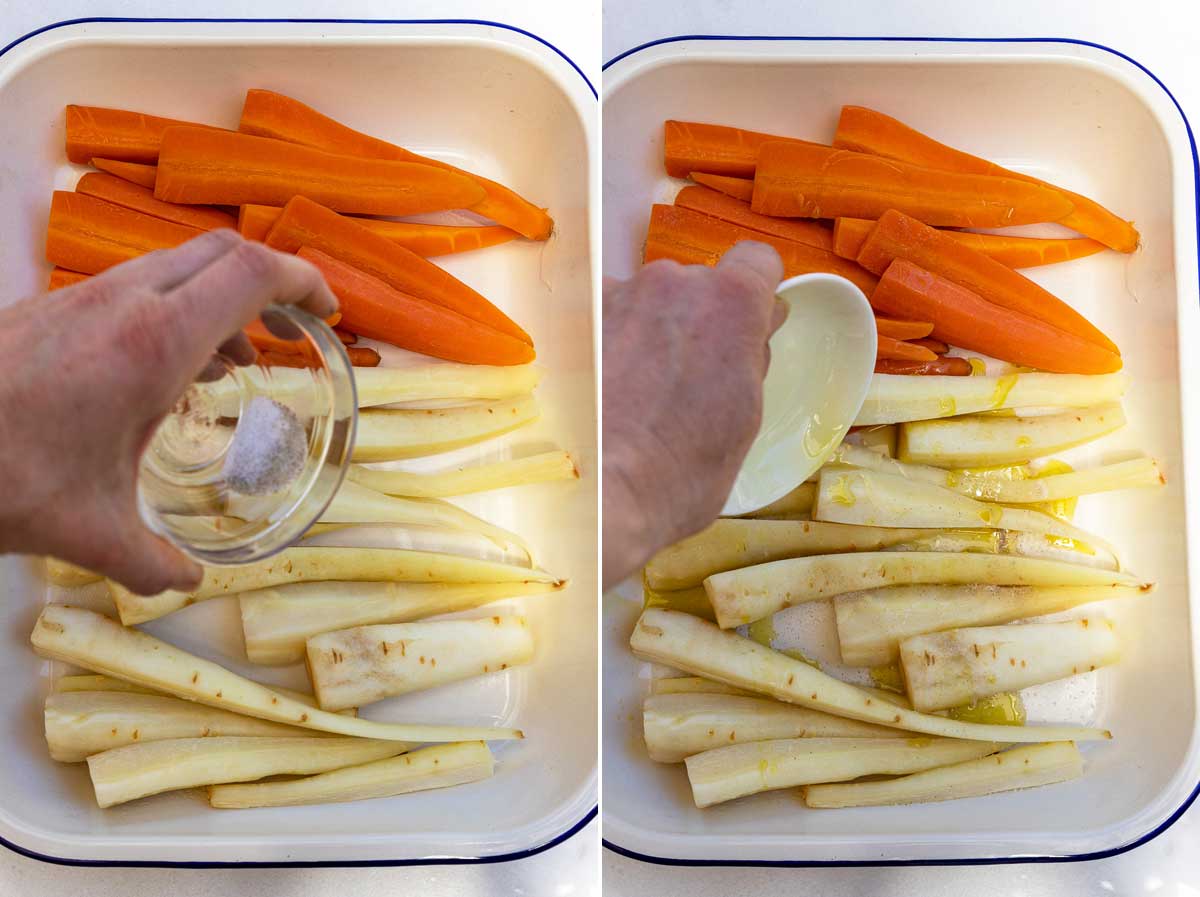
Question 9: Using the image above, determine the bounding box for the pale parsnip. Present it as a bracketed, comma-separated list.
[704, 551, 1145, 629]
[650, 677, 759, 698]
[855, 373, 1126, 426]
[31, 606, 522, 742]
[354, 397, 539, 462]
[241, 580, 562, 666]
[349, 450, 577, 498]
[900, 620, 1120, 712]
[209, 741, 494, 808]
[835, 584, 1144, 667]
[899, 403, 1126, 468]
[44, 559, 101, 587]
[684, 736, 1002, 807]
[87, 735, 408, 807]
[52, 673, 357, 715]
[882, 530, 1118, 571]
[630, 609, 1111, 742]
[731, 482, 815, 520]
[45, 691, 321, 762]
[642, 584, 716, 621]
[644, 519, 926, 591]
[110, 547, 561, 626]
[306, 617, 534, 711]
[803, 741, 1083, 808]
[643, 693, 903, 762]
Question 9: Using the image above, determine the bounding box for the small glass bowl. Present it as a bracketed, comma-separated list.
[137, 305, 357, 565]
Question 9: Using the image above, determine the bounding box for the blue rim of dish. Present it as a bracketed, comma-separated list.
[603, 32, 1200, 869]
[0, 15, 596, 869]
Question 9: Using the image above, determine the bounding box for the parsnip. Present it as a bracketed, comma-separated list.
[732, 482, 815, 520]
[644, 693, 903, 762]
[307, 617, 534, 711]
[684, 736, 1002, 807]
[704, 551, 1144, 629]
[642, 584, 716, 621]
[835, 584, 1144, 667]
[883, 530, 1117, 571]
[843, 424, 897, 456]
[209, 740, 494, 808]
[349, 450, 577, 498]
[814, 469, 1119, 564]
[650, 677, 758, 698]
[110, 546, 561, 625]
[856, 372, 1126, 426]
[32, 605, 522, 742]
[899, 403, 1125, 468]
[52, 673, 357, 715]
[803, 741, 1083, 808]
[644, 519, 925, 591]
[354, 397, 539, 462]
[900, 620, 1119, 712]
[630, 609, 1111, 742]
[44, 559, 101, 587]
[87, 735, 409, 808]
[241, 580, 562, 666]
[831, 444, 1163, 503]
[45, 691, 320, 762]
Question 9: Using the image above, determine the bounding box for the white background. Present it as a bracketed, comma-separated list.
[0, 2, 598, 897]
[603, 8, 1200, 897]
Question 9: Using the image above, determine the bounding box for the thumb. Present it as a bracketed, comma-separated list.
[108, 525, 204, 597]
[715, 241, 785, 335]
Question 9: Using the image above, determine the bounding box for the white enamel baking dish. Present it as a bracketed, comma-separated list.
[602, 36, 1200, 865]
[0, 18, 597, 866]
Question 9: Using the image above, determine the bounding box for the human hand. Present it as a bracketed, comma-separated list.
[602, 241, 786, 588]
[0, 229, 336, 594]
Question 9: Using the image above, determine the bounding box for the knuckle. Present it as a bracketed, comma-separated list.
[111, 296, 175, 369]
[228, 241, 279, 282]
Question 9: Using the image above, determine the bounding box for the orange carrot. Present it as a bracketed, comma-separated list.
[690, 172, 754, 201]
[834, 106, 1139, 253]
[268, 197, 530, 345]
[48, 268, 91, 291]
[875, 317, 933, 340]
[753, 142, 1074, 228]
[257, 350, 316, 369]
[334, 327, 358, 345]
[91, 158, 157, 189]
[875, 356, 972, 376]
[299, 248, 534, 366]
[663, 120, 822, 179]
[237, 204, 516, 255]
[871, 259, 1121, 374]
[876, 334, 938, 363]
[238, 90, 552, 240]
[909, 337, 950, 355]
[155, 126, 485, 216]
[674, 184, 833, 250]
[834, 217, 1104, 268]
[65, 105, 225, 164]
[346, 346, 382, 367]
[76, 172, 235, 232]
[857, 210, 1117, 354]
[45, 191, 202, 274]
[643, 204, 878, 296]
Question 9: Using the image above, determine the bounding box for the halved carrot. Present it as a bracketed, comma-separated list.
[48, 268, 91, 291]
[237, 204, 516, 255]
[65, 105, 225, 164]
[690, 172, 754, 201]
[910, 337, 950, 355]
[876, 334, 938, 363]
[872, 258, 1122, 374]
[155, 126, 485, 216]
[238, 90, 552, 240]
[753, 142, 1074, 228]
[857, 210, 1118, 354]
[834, 217, 1105, 268]
[834, 106, 1139, 253]
[268, 197, 529, 344]
[91, 158, 157, 189]
[299, 248, 534, 366]
[663, 120, 822, 179]
[346, 346, 382, 367]
[875, 317, 933, 340]
[674, 184, 833, 250]
[45, 191, 202, 274]
[643, 204, 878, 296]
[76, 172, 235, 232]
[875, 357, 972, 376]
[334, 327, 358, 345]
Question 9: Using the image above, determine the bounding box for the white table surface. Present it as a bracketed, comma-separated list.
[0, 2, 598, 896]
[603, 2, 1200, 894]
